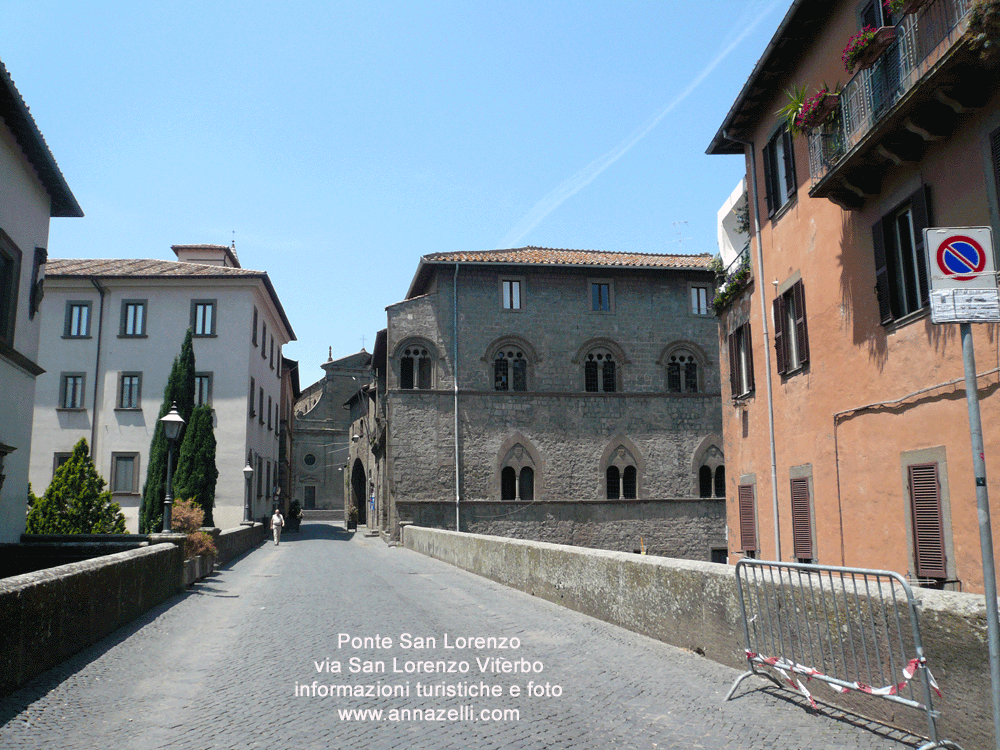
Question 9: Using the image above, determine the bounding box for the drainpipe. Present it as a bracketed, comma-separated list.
[89, 278, 106, 458]
[724, 130, 782, 561]
[453, 263, 461, 532]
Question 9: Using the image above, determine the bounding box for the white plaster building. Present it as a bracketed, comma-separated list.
[0, 60, 83, 542]
[29, 244, 295, 531]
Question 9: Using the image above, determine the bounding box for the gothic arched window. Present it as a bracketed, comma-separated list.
[495, 348, 528, 391]
[585, 348, 617, 392]
[400, 344, 433, 390]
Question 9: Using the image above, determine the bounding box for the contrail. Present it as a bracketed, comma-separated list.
[499, 0, 785, 249]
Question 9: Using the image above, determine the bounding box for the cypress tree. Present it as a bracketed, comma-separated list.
[26, 438, 127, 534]
[139, 328, 196, 533]
[173, 404, 218, 527]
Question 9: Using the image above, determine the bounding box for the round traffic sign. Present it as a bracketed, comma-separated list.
[936, 235, 986, 281]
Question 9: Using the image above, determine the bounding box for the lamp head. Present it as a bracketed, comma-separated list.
[160, 403, 185, 441]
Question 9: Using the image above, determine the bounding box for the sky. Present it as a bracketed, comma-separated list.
[1, 1, 788, 386]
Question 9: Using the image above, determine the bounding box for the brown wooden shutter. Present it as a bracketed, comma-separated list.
[908, 463, 946, 579]
[728, 330, 739, 398]
[909, 185, 932, 309]
[871, 219, 894, 325]
[790, 477, 812, 560]
[738, 484, 756, 551]
[782, 127, 797, 201]
[793, 279, 809, 365]
[743, 323, 755, 392]
[773, 295, 787, 375]
[762, 143, 775, 216]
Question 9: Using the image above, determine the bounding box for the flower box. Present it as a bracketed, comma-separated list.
[884, 0, 930, 16]
[843, 26, 896, 74]
[796, 91, 840, 132]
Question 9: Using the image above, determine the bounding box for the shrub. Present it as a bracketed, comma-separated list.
[172, 498, 217, 560]
[26, 438, 127, 534]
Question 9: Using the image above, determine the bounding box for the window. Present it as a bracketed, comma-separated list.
[518, 467, 534, 501]
[400, 345, 432, 389]
[738, 484, 757, 556]
[111, 453, 139, 494]
[120, 300, 147, 337]
[714, 466, 725, 498]
[191, 300, 216, 336]
[262, 322, 267, 357]
[500, 467, 534, 500]
[699, 466, 713, 498]
[249, 377, 256, 419]
[667, 351, 699, 393]
[584, 348, 617, 392]
[60, 373, 85, 409]
[270, 336, 275, 369]
[859, 0, 889, 28]
[64, 301, 91, 338]
[691, 285, 710, 316]
[259, 387, 265, 424]
[29, 247, 46, 321]
[606, 466, 620, 499]
[501, 467, 517, 500]
[266, 461, 271, 500]
[590, 280, 613, 312]
[908, 463, 947, 582]
[53, 452, 71, 477]
[268, 395, 273, 430]
[773, 280, 810, 375]
[304, 485, 316, 509]
[790, 477, 813, 563]
[728, 322, 755, 398]
[303, 453, 316, 466]
[118, 373, 141, 409]
[252, 307, 259, 346]
[604, 444, 638, 499]
[195, 373, 212, 406]
[0, 233, 22, 346]
[501, 279, 522, 310]
[872, 186, 932, 324]
[256, 454, 263, 498]
[762, 125, 796, 216]
[494, 349, 527, 391]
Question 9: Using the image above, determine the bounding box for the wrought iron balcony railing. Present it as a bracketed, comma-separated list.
[808, 0, 972, 186]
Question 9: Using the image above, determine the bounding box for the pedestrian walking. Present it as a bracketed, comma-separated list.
[271, 507, 284, 545]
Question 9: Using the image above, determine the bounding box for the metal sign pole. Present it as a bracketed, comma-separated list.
[961, 321, 1000, 750]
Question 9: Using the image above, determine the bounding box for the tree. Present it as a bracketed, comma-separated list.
[173, 404, 218, 526]
[139, 328, 196, 533]
[26, 438, 127, 534]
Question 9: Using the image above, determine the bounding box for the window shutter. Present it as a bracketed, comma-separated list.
[744, 323, 755, 392]
[793, 279, 809, 364]
[772, 295, 787, 375]
[728, 330, 739, 398]
[909, 185, 932, 309]
[871, 220, 895, 325]
[790, 477, 812, 560]
[738, 484, 756, 551]
[782, 127, 797, 201]
[909, 463, 946, 579]
[761, 144, 775, 216]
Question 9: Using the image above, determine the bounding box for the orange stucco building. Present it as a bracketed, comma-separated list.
[708, 0, 1000, 592]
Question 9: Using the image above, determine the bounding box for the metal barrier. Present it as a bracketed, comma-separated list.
[726, 559, 962, 750]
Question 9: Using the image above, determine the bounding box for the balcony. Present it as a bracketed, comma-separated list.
[808, 0, 984, 209]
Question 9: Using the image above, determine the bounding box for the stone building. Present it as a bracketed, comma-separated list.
[292, 349, 371, 514]
[382, 247, 726, 560]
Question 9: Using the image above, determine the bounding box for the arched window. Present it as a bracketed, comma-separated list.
[699, 466, 713, 498]
[606, 466, 620, 499]
[667, 350, 699, 393]
[622, 466, 637, 499]
[495, 348, 527, 391]
[501, 467, 517, 500]
[398, 341, 435, 390]
[585, 348, 617, 392]
[518, 467, 534, 500]
[714, 466, 725, 498]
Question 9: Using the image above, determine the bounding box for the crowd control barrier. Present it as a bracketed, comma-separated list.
[726, 559, 962, 750]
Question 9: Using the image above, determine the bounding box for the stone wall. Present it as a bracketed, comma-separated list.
[215, 522, 266, 566]
[396, 498, 726, 559]
[403, 526, 992, 749]
[0, 543, 182, 697]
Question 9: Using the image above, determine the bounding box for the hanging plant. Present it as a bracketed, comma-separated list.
[970, 0, 1000, 60]
[795, 87, 840, 132]
[843, 25, 896, 73]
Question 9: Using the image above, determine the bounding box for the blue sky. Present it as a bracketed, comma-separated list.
[1, 1, 786, 385]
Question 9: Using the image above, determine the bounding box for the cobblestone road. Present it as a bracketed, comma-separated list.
[1, 523, 924, 749]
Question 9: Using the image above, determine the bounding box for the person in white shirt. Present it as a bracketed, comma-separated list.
[271, 508, 284, 546]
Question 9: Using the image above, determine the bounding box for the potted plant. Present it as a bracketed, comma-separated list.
[884, 0, 930, 16]
[843, 25, 896, 74]
[795, 87, 840, 132]
[970, 0, 1000, 59]
[287, 499, 302, 532]
[347, 504, 358, 530]
[777, 84, 807, 133]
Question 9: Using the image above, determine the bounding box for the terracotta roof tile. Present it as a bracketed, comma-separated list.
[47, 258, 263, 278]
[422, 246, 714, 269]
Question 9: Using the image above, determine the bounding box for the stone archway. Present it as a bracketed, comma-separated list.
[351, 458, 367, 525]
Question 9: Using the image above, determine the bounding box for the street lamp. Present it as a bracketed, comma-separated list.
[243, 460, 254, 524]
[160, 403, 185, 532]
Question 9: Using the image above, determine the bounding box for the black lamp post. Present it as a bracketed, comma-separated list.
[243, 460, 254, 524]
[160, 403, 185, 533]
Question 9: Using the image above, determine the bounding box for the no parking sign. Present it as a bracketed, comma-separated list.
[924, 227, 1000, 323]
